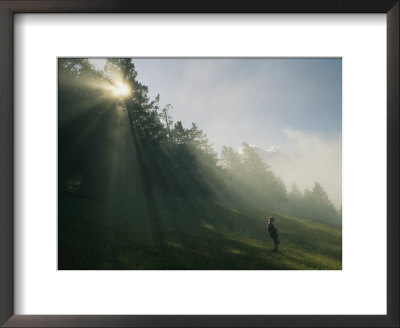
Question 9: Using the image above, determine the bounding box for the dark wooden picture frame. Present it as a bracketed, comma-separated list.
[0, 1, 398, 327]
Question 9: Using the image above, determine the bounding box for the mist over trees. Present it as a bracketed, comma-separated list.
[220, 143, 287, 209]
[59, 58, 341, 229]
[220, 144, 340, 225]
[286, 182, 340, 224]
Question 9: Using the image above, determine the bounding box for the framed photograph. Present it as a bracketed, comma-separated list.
[0, 0, 398, 327]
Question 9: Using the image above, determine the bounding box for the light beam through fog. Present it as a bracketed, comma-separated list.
[130, 58, 342, 209]
[89, 58, 342, 208]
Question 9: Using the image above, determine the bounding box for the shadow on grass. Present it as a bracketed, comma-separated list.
[58, 192, 341, 270]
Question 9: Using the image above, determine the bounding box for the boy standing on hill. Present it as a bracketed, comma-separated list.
[267, 216, 280, 251]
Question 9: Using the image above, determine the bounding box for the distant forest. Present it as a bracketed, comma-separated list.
[59, 58, 341, 228]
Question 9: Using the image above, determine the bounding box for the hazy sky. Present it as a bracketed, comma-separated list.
[90, 58, 342, 207]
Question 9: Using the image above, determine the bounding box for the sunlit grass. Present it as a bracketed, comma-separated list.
[59, 190, 342, 270]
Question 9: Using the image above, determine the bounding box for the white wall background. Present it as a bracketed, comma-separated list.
[14, 14, 386, 315]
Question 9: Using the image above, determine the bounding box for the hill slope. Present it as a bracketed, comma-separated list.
[59, 191, 342, 270]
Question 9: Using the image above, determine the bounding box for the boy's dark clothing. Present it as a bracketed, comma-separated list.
[267, 222, 280, 250]
[267, 222, 278, 238]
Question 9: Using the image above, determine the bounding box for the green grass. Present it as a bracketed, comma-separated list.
[58, 192, 342, 270]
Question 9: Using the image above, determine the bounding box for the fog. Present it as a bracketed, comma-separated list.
[242, 128, 342, 209]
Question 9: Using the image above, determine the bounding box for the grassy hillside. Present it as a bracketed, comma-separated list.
[58, 191, 342, 270]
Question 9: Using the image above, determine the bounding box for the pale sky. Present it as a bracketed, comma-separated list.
[90, 58, 342, 207]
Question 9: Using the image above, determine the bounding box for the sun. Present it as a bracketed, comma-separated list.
[111, 81, 131, 98]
